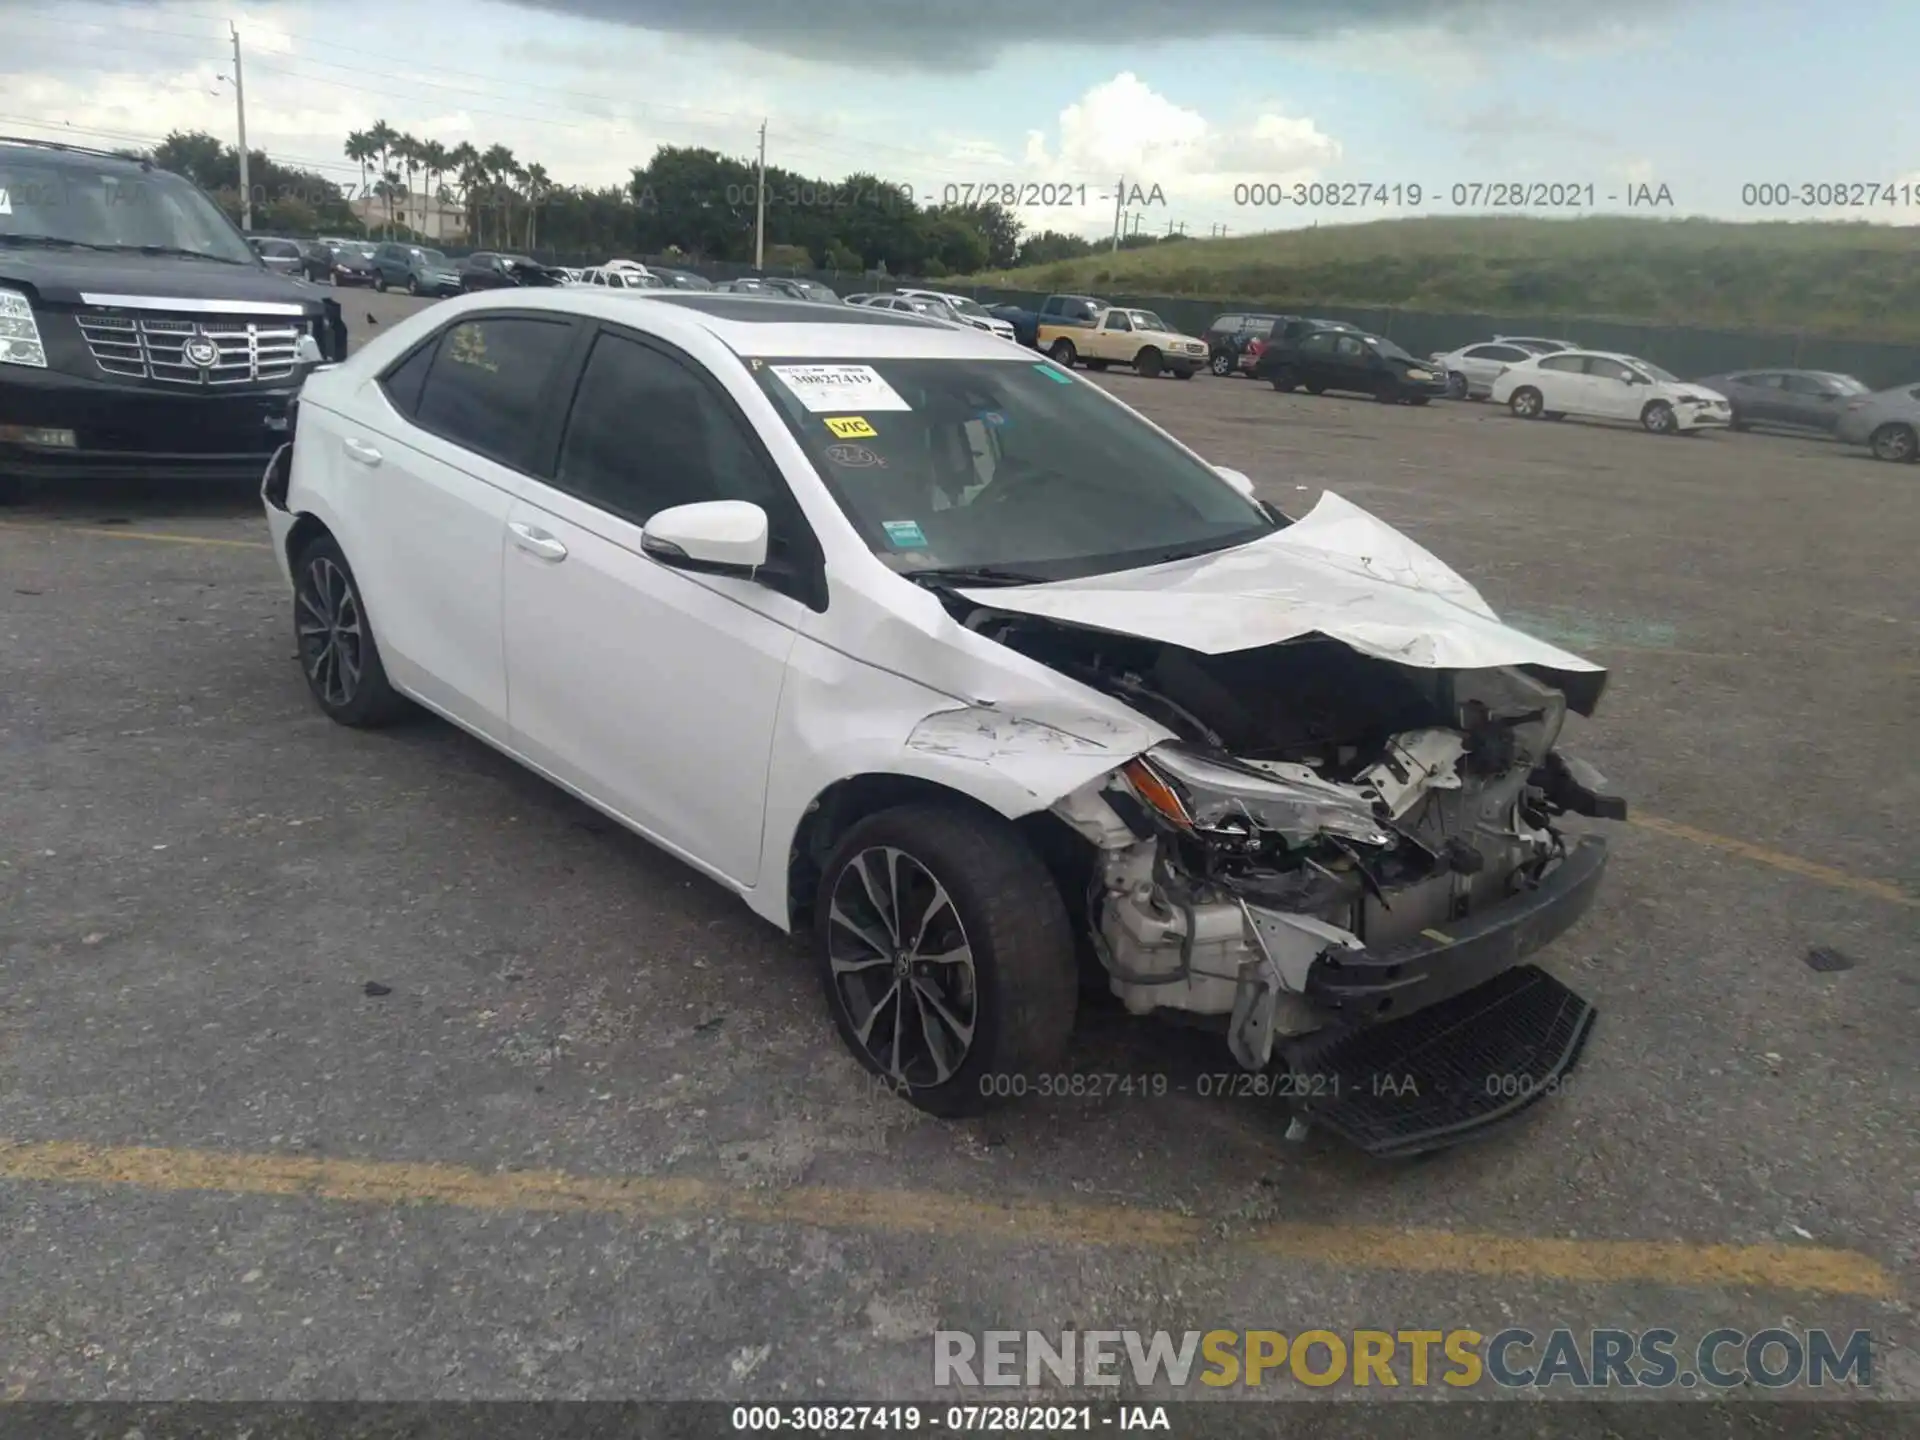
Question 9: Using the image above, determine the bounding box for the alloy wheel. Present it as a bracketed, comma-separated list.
[1211, 353, 1233, 376]
[826, 846, 978, 1089]
[296, 557, 364, 708]
[1871, 424, 1916, 462]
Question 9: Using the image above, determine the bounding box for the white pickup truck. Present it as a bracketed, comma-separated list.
[1045, 306, 1210, 379]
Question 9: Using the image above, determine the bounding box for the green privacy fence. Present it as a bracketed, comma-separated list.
[413, 241, 1920, 390]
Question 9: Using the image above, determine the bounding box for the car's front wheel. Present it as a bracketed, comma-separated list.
[1134, 348, 1163, 378]
[814, 804, 1077, 1118]
[292, 535, 413, 728]
[1445, 371, 1469, 400]
[1869, 422, 1918, 462]
[1641, 400, 1678, 435]
[407, 275, 421, 296]
[1509, 386, 1544, 419]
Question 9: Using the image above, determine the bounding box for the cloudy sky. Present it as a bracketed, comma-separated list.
[3, 0, 1916, 240]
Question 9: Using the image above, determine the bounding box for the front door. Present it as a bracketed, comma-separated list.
[502, 325, 811, 887]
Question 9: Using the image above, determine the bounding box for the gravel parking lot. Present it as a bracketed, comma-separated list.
[3, 288, 1916, 1407]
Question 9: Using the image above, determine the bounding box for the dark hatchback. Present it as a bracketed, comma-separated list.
[324, 243, 378, 287]
[457, 251, 566, 290]
[1258, 327, 1447, 403]
[0, 137, 346, 499]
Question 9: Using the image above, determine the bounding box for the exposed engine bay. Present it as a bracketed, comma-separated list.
[966, 612, 1627, 1076]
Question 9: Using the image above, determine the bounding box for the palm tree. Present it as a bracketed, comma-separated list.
[447, 141, 481, 243]
[394, 133, 421, 234]
[481, 144, 517, 251]
[418, 139, 452, 239]
[365, 119, 399, 236]
[343, 130, 376, 216]
[522, 162, 549, 251]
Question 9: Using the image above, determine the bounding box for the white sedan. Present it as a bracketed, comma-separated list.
[1430, 340, 1546, 400]
[1490, 349, 1732, 434]
[259, 286, 1624, 1150]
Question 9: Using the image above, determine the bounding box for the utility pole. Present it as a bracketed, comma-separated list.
[754, 119, 767, 271]
[230, 22, 252, 231]
[1110, 175, 1124, 252]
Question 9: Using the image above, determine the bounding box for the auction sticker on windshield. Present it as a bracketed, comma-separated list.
[881, 520, 928, 548]
[771, 364, 912, 412]
[824, 416, 878, 438]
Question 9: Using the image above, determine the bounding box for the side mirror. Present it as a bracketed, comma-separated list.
[1213, 466, 1257, 500]
[641, 500, 769, 576]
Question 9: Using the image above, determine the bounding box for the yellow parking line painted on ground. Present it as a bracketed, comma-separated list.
[0, 520, 271, 550]
[1632, 815, 1916, 908]
[0, 1139, 1895, 1299]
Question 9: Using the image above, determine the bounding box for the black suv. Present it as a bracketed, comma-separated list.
[0, 137, 346, 500]
[1202, 312, 1284, 377]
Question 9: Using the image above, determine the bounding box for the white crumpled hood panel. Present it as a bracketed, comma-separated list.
[957, 491, 1606, 694]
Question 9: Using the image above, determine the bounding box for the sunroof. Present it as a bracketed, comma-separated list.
[645, 294, 936, 326]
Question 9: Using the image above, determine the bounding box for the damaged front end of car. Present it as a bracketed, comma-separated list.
[987, 617, 1627, 1157]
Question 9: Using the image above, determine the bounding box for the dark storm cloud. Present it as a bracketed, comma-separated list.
[79, 0, 1668, 71]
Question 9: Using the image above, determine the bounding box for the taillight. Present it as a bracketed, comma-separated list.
[1247, 339, 1266, 358]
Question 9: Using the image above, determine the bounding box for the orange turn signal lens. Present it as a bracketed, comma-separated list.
[1121, 758, 1192, 830]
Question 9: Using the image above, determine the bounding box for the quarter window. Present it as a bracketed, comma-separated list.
[410, 316, 575, 472]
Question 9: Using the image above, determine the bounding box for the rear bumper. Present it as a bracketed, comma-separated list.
[1, 363, 298, 483]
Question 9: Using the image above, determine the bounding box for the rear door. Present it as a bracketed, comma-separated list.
[502, 324, 816, 886]
[326, 309, 579, 740]
[1738, 371, 1787, 423]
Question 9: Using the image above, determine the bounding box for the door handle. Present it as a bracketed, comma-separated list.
[508, 522, 568, 561]
[343, 437, 382, 466]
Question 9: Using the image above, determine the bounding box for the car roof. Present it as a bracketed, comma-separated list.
[403, 288, 1009, 359]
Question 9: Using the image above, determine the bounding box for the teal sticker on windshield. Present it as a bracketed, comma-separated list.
[979, 410, 1008, 427]
[882, 520, 928, 549]
[1032, 363, 1072, 384]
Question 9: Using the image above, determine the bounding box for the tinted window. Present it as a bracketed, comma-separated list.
[555, 331, 785, 525]
[1105, 313, 1131, 331]
[1587, 357, 1635, 382]
[1333, 336, 1365, 358]
[379, 340, 436, 416]
[1483, 345, 1530, 362]
[1743, 372, 1785, 388]
[1782, 373, 1831, 395]
[413, 316, 575, 472]
[1298, 332, 1336, 354]
[1210, 315, 1240, 332]
[1539, 355, 1586, 373]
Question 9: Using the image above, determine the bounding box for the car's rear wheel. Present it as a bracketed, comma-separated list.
[1728, 407, 1750, 432]
[1210, 352, 1234, 376]
[1135, 348, 1163, 378]
[1303, 382, 1326, 396]
[1172, 368, 1194, 380]
[1869, 422, 1918, 462]
[1445, 371, 1469, 400]
[373, 275, 387, 293]
[1641, 400, 1678, 435]
[814, 804, 1077, 1119]
[1406, 395, 1431, 406]
[292, 535, 413, 728]
[1509, 386, 1544, 419]
[1048, 339, 1077, 366]
[1269, 368, 1298, 393]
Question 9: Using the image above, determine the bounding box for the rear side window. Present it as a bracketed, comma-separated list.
[411, 316, 575, 472]
[379, 340, 436, 416]
[1540, 355, 1586, 373]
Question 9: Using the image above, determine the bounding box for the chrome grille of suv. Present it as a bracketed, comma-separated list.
[75, 311, 308, 386]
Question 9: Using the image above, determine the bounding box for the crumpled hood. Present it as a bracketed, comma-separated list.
[958, 491, 1609, 714]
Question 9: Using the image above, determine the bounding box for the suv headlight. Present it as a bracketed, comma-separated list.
[0, 288, 49, 368]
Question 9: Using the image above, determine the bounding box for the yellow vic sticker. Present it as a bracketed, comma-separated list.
[825, 416, 877, 439]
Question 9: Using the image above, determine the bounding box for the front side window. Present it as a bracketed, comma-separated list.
[1104, 313, 1131, 332]
[1587, 358, 1635, 382]
[0, 152, 256, 262]
[750, 356, 1273, 580]
[411, 316, 575, 472]
[556, 331, 786, 525]
[1539, 355, 1586, 373]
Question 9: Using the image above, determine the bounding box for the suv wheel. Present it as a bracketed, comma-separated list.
[293, 535, 413, 727]
[1210, 352, 1234, 376]
[374, 274, 387, 293]
[814, 804, 1077, 1118]
[406, 275, 421, 296]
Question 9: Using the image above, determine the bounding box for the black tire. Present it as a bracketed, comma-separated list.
[813, 803, 1077, 1119]
[1210, 351, 1234, 376]
[291, 534, 412, 728]
[374, 274, 387, 293]
[1509, 386, 1544, 419]
[1374, 383, 1398, 403]
[1869, 422, 1918, 462]
[1085, 359, 1109, 372]
[1135, 348, 1163, 378]
[1048, 338, 1077, 366]
[1641, 400, 1678, 435]
[407, 275, 421, 296]
[1728, 408, 1750, 432]
[1407, 395, 1431, 406]
[1445, 371, 1469, 400]
[1172, 368, 1194, 380]
[1269, 368, 1298, 393]
[1544, 411, 1567, 421]
[1303, 382, 1325, 396]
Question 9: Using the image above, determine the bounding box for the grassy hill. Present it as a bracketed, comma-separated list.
[967, 216, 1920, 342]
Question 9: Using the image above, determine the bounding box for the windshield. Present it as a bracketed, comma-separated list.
[416, 248, 447, 265]
[1371, 338, 1419, 363]
[1824, 373, 1870, 394]
[750, 356, 1274, 580]
[946, 296, 988, 318]
[1127, 310, 1168, 331]
[0, 151, 257, 262]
